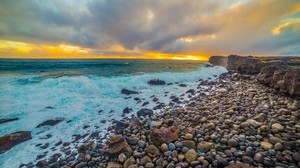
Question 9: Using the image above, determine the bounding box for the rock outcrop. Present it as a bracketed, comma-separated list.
[0, 131, 32, 154]
[257, 65, 300, 98]
[209, 56, 228, 67]
[101, 135, 132, 157]
[227, 55, 266, 74]
[210, 55, 300, 98]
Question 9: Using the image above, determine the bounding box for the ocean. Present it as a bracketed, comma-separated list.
[0, 59, 226, 167]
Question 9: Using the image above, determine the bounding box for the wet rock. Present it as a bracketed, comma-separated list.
[123, 107, 132, 114]
[137, 108, 153, 118]
[36, 118, 64, 128]
[178, 84, 187, 87]
[217, 157, 229, 167]
[150, 127, 179, 146]
[115, 120, 129, 134]
[147, 79, 166, 85]
[0, 131, 32, 154]
[121, 89, 139, 95]
[0, 117, 19, 124]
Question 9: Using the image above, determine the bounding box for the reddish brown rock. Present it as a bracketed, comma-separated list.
[0, 131, 32, 154]
[101, 135, 132, 157]
[150, 127, 179, 146]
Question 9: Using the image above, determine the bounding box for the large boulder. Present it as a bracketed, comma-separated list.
[101, 135, 132, 157]
[0, 131, 32, 154]
[256, 64, 283, 86]
[150, 127, 179, 146]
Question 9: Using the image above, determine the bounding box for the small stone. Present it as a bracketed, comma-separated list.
[166, 163, 175, 168]
[260, 141, 273, 150]
[217, 157, 229, 167]
[181, 140, 195, 149]
[75, 162, 87, 168]
[168, 143, 176, 151]
[107, 162, 122, 168]
[185, 149, 197, 163]
[245, 147, 254, 157]
[140, 156, 152, 166]
[164, 151, 172, 157]
[254, 152, 264, 163]
[138, 140, 146, 148]
[184, 133, 193, 140]
[145, 145, 160, 158]
[293, 152, 300, 162]
[123, 156, 136, 168]
[160, 143, 168, 152]
[228, 139, 238, 147]
[181, 147, 189, 153]
[145, 163, 154, 168]
[274, 143, 283, 151]
[271, 123, 284, 132]
[197, 141, 215, 152]
[118, 153, 126, 163]
[178, 154, 185, 161]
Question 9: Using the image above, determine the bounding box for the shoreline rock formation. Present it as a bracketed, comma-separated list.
[209, 55, 300, 98]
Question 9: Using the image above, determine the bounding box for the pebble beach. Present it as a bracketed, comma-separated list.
[32, 70, 300, 168]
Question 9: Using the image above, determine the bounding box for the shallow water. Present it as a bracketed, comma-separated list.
[0, 59, 227, 167]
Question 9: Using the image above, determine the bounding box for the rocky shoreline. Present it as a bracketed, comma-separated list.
[28, 69, 300, 168]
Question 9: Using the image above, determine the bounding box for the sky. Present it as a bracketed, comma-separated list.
[0, 0, 299, 60]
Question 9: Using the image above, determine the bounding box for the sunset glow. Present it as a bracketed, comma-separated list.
[0, 0, 299, 59]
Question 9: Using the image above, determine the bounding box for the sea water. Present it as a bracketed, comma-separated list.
[0, 59, 226, 167]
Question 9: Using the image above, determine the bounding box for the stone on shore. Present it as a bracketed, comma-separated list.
[36, 118, 64, 128]
[150, 127, 179, 146]
[185, 149, 197, 163]
[101, 135, 132, 157]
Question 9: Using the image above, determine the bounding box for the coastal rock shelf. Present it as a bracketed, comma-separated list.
[27, 72, 300, 168]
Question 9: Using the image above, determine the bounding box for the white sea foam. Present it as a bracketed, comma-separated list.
[0, 66, 226, 167]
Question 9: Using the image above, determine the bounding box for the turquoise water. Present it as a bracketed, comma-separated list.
[0, 59, 226, 167]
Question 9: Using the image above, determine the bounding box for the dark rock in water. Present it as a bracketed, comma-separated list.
[45, 106, 54, 109]
[123, 107, 132, 114]
[137, 108, 153, 118]
[115, 120, 129, 134]
[153, 97, 159, 102]
[133, 97, 140, 101]
[0, 117, 19, 124]
[147, 79, 166, 85]
[186, 89, 195, 95]
[121, 89, 139, 95]
[36, 118, 64, 128]
[153, 103, 165, 110]
[142, 102, 149, 106]
[98, 110, 103, 113]
[178, 84, 187, 87]
[0, 131, 32, 154]
[36, 160, 48, 168]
